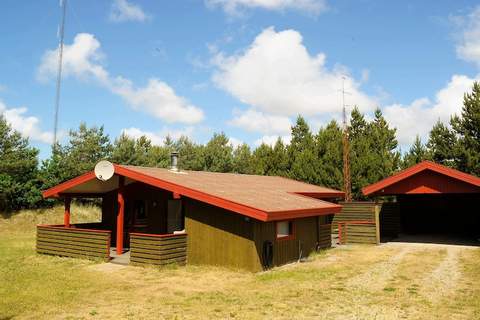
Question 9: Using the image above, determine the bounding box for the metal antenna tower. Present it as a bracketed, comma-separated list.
[53, 0, 67, 148]
[341, 77, 352, 202]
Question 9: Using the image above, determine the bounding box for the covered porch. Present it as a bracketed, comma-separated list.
[39, 172, 187, 266]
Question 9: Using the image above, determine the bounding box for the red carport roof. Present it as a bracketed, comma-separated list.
[42, 164, 344, 222]
[362, 160, 480, 196]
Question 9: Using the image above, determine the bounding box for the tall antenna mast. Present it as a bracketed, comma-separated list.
[53, 0, 67, 148]
[341, 77, 352, 202]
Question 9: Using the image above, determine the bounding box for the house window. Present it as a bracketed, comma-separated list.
[276, 220, 294, 240]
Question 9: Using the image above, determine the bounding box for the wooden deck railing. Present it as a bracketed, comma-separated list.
[130, 232, 187, 266]
[36, 225, 111, 261]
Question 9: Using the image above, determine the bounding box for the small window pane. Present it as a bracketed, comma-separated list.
[277, 221, 291, 238]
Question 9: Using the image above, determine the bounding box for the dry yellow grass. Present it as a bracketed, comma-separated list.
[1, 206, 479, 319]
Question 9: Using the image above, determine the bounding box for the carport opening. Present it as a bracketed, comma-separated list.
[380, 194, 480, 246]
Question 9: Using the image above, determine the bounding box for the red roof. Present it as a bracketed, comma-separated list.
[43, 164, 344, 222]
[363, 161, 480, 196]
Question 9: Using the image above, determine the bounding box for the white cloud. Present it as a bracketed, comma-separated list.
[109, 0, 149, 22]
[454, 6, 480, 67]
[229, 108, 291, 134]
[212, 27, 375, 117]
[0, 100, 53, 144]
[122, 126, 194, 146]
[383, 74, 479, 146]
[38, 33, 204, 124]
[113, 79, 204, 124]
[254, 134, 291, 146]
[37, 33, 108, 84]
[206, 0, 328, 16]
[228, 137, 244, 149]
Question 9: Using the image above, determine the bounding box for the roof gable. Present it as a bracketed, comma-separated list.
[363, 161, 480, 196]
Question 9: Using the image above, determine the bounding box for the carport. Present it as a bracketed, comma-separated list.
[363, 161, 480, 243]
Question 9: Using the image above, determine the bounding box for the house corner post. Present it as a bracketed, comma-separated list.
[64, 197, 71, 228]
[116, 176, 125, 255]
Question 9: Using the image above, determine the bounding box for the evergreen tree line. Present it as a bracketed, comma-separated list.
[1, 82, 479, 211]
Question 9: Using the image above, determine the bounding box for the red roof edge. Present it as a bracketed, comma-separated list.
[42, 171, 97, 198]
[42, 164, 341, 222]
[362, 160, 480, 196]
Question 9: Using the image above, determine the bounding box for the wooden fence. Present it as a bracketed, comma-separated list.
[130, 232, 187, 266]
[333, 202, 380, 245]
[332, 202, 401, 245]
[36, 225, 111, 261]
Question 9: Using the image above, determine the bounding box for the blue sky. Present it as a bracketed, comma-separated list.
[1, 0, 479, 159]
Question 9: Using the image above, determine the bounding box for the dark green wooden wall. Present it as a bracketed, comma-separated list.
[130, 233, 187, 266]
[185, 198, 333, 272]
[185, 199, 258, 271]
[253, 216, 332, 269]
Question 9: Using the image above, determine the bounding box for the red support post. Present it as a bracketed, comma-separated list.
[64, 197, 71, 228]
[116, 176, 125, 255]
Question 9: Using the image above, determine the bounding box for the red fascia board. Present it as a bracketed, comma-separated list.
[266, 204, 342, 222]
[42, 171, 97, 198]
[362, 160, 480, 196]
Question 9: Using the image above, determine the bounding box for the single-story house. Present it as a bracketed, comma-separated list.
[362, 160, 480, 242]
[39, 159, 344, 272]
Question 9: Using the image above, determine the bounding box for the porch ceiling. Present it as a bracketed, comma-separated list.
[49, 174, 136, 197]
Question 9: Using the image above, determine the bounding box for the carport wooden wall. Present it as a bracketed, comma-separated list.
[379, 202, 401, 238]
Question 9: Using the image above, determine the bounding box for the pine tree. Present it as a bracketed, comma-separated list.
[252, 143, 274, 175]
[270, 138, 289, 177]
[287, 116, 317, 184]
[0, 116, 41, 210]
[369, 108, 400, 181]
[176, 136, 205, 171]
[203, 132, 233, 172]
[40, 123, 113, 188]
[403, 135, 428, 168]
[451, 81, 480, 175]
[426, 121, 456, 167]
[315, 120, 343, 190]
[233, 143, 254, 174]
[349, 108, 376, 199]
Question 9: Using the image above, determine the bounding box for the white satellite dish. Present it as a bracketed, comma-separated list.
[94, 160, 115, 181]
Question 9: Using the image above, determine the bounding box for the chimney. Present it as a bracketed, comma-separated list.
[170, 151, 179, 172]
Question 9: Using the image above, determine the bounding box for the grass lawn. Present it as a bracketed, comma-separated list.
[1, 205, 479, 319]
